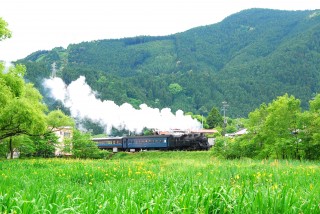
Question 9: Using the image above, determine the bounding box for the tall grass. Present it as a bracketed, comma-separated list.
[0, 152, 319, 213]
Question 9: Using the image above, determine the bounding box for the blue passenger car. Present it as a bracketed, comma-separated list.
[124, 135, 170, 150]
[92, 137, 123, 150]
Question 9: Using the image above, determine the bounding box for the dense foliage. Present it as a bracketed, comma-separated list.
[0, 18, 11, 41]
[64, 129, 109, 159]
[212, 94, 320, 160]
[0, 62, 74, 158]
[18, 9, 320, 117]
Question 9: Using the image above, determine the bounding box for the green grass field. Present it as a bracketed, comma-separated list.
[0, 152, 319, 213]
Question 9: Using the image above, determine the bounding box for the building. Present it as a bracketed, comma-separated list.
[52, 126, 73, 156]
[225, 129, 248, 137]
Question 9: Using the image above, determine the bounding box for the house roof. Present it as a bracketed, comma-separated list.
[191, 129, 219, 134]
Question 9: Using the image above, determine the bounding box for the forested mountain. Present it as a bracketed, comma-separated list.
[17, 8, 320, 117]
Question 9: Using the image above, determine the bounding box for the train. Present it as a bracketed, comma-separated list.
[92, 133, 211, 152]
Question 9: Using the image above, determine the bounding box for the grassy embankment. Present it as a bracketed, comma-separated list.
[0, 151, 319, 213]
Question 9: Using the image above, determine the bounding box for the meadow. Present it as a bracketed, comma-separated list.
[0, 152, 319, 213]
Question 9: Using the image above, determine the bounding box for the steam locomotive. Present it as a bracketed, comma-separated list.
[92, 133, 210, 151]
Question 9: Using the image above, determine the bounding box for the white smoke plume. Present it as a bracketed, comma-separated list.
[43, 76, 201, 134]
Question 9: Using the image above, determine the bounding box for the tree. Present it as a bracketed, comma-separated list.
[0, 18, 75, 158]
[206, 107, 223, 129]
[244, 94, 301, 159]
[47, 109, 74, 130]
[31, 132, 59, 158]
[245, 103, 269, 157]
[298, 94, 320, 160]
[11, 135, 35, 158]
[263, 94, 301, 159]
[0, 19, 47, 158]
[168, 83, 183, 95]
[0, 65, 48, 158]
[1, 136, 33, 158]
[213, 94, 320, 160]
[0, 18, 11, 41]
[0, 70, 48, 139]
[0, 67, 76, 158]
[70, 129, 102, 159]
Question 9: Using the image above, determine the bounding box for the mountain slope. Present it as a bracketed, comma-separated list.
[18, 8, 320, 117]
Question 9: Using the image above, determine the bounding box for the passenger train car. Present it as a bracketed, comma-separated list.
[92, 133, 210, 151]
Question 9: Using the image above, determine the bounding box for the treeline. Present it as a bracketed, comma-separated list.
[213, 94, 320, 160]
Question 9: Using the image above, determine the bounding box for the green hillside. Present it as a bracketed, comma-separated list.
[17, 8, 320, 117]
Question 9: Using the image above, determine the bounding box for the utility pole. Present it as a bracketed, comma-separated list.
[222, 101, 228, 136]
[201, 115, 204, 129]
[51, 62, 57, 78]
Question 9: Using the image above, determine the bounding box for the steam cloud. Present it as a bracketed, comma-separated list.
[43, 76, 201, 134]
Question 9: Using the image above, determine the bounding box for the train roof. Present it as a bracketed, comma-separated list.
[92, 134, 195, 142]
[124, 135, 173, 139]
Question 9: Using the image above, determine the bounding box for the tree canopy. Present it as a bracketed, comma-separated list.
[206, 107, 223, 129]
[213, 94, 320, 160]
[0, 18, 11, 41]
[0, 64, 47, 141]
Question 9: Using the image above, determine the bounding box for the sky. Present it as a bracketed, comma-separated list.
[0, 0, 319, 62]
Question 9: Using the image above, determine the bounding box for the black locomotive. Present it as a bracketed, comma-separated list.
[92, 133, 210, 151]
